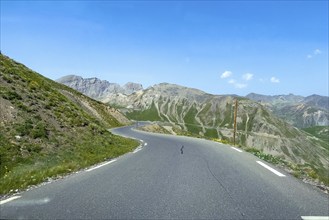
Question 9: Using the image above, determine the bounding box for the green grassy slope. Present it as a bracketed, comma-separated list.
[302, 126, 329, 146]
[0, 54, 138, 195]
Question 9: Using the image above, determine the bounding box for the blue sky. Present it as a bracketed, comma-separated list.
[1, 1, 328, 96]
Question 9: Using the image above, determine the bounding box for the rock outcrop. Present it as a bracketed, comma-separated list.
[57, 75, 143, 102]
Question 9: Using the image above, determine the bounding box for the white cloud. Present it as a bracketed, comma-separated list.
[307, 49, 322, 59]
[270, 77, 280, 83]
[314, 49, 322, 55]
[242, 73, 253, 81]
[221, 71, 253, 89]
[220, 70, 232, 79]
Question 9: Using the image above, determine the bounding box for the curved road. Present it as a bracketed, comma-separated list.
[1, 125, 328, 219]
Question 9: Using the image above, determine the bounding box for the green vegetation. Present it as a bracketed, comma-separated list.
[205, 128, 218, 138]
[126, 101, 162, 121]
[302, 126, 329, 147]
[0, 54, 138, 195]
[245, 147, 329, 185]
[0, 131, 138, 194]
[184, 104, 202, 134]
[245, 148, 283, 165]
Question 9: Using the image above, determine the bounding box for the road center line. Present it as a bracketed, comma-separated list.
[0, 196, 21, 205]
[231, 147, 243, 152]
[256, 161, 286, 177]
[86, 159, 117, 172]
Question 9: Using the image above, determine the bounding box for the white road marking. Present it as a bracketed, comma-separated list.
[301, 217, 329, 220]
[256, 161, 286, 177]
[10, 197, 51, 206]
[231, 147, 243, 152]
[144, 143, 147, 146]
[140, 139, 144, 142]
[0, 196, 21, 205]
[86, 159, 117, 172]
[133, 147, 142, 153]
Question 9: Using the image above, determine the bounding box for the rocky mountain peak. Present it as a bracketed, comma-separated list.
[123, 82, 143, 94]
[57, 75, 143, 101]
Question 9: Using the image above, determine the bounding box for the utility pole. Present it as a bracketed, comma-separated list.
[233, 99, 238, 146]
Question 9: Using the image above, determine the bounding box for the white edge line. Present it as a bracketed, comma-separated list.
[0, 196, 21, 205]
[133, 148, 142, 153]
[301, 217, 329, 220]
[231, 147, 243, 152]
[86, 159, 117, 172]
[256, 161, 286, 177]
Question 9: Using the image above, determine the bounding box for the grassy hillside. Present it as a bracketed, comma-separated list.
[302, 126, 329, 148]
[0, 54, 138, 195]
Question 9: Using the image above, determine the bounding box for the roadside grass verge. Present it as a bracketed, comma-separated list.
[0, 131, 139, 195]
[244, 147, 329, 186]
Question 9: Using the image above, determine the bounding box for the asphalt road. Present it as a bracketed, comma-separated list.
[1, 125, 328, 219]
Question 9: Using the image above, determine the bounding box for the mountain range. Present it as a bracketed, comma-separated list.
[58, 75, 329, 185]
[58, 75, 329, 128]
[246, 93, 328, 128]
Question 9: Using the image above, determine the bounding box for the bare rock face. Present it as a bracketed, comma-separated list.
[123, 82, 143, 95]
[57, 75, 143, 101]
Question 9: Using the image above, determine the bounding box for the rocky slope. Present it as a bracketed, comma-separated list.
[0, 54, 137, 194]
[106, 83, 329, 184]
[57, 75, 143, 101]
[246, 93, 329, 128]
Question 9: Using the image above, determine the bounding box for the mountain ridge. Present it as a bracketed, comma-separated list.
[246, 92, 329, 127]
[58, 74, 328, 128]
[57, 75, 143, 101]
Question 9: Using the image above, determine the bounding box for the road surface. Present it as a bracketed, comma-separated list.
[1, 125, 328, 219]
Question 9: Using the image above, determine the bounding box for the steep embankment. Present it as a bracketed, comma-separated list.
[0, 54, 138, 195]
[107, 83, 329, 184]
